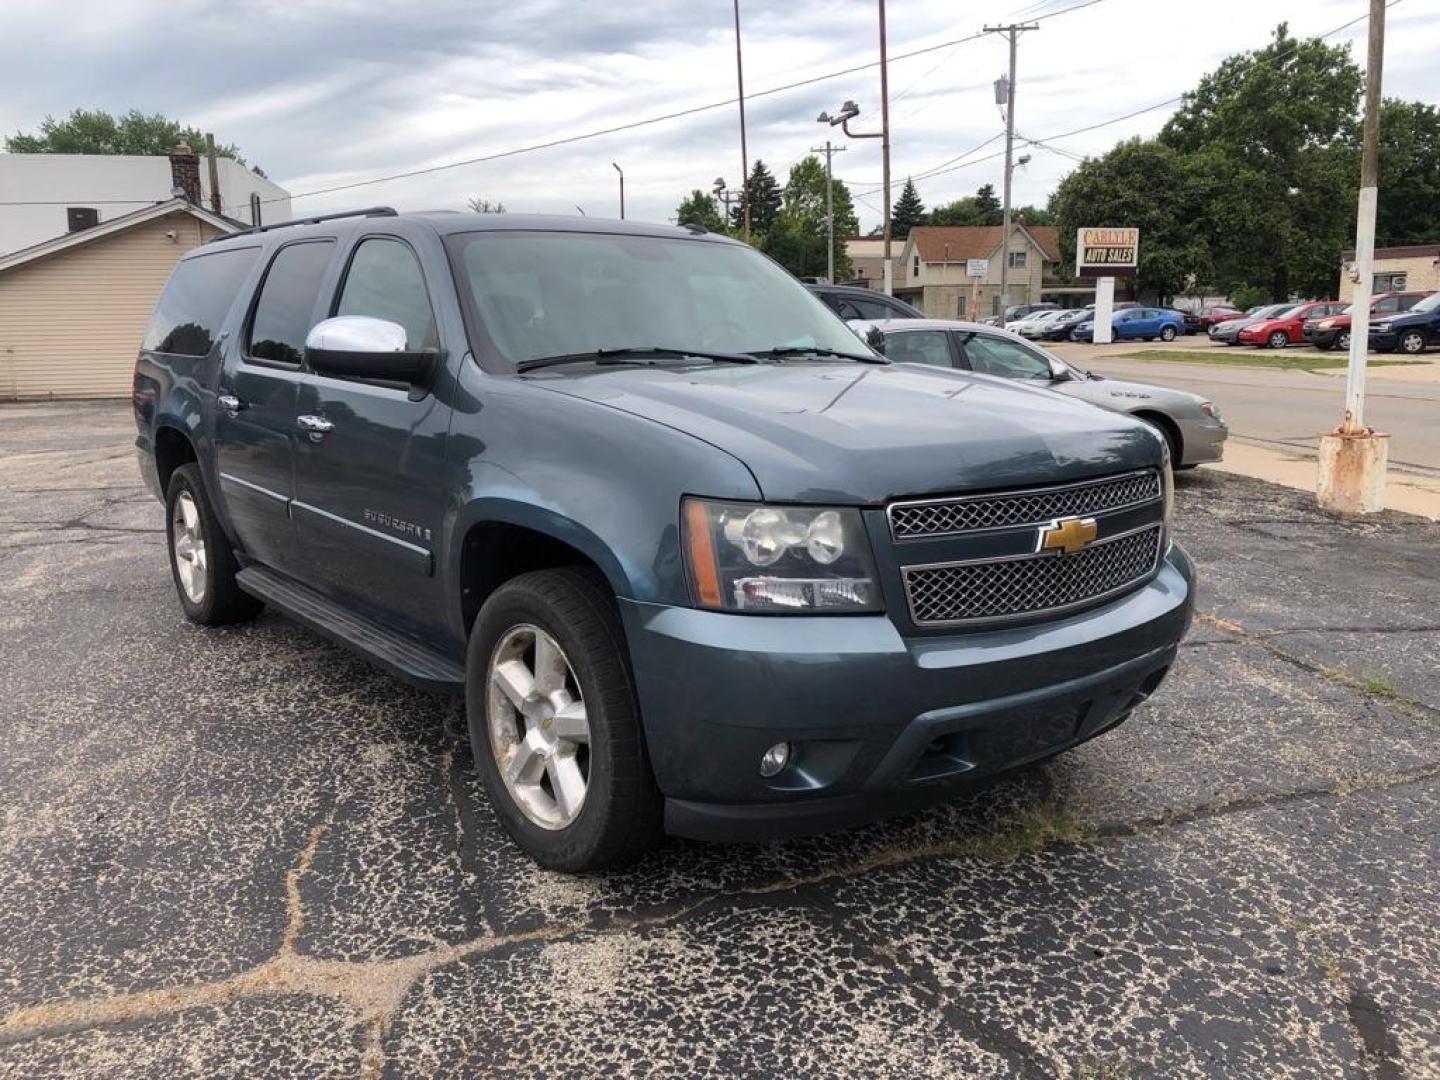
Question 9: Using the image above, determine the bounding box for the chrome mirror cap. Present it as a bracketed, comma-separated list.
[305, 315, 408, 353]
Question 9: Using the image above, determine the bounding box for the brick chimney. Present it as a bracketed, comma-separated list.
[168, 141, 202, 204]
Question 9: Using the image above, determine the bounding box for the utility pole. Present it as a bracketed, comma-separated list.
[810, 141, 847, 283]
[983, 22, 1037, 319]
[204, 132, 222, 215]
[1318, 0, 1389, 514]
[878, 0, 893, 295]
[733, 0, 751, 240]
[612, 162, 625, 219]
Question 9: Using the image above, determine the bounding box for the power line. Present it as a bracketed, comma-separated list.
[866, 0, 1402, 204]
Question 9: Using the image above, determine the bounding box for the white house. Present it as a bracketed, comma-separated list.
[0, 148, 289, 255]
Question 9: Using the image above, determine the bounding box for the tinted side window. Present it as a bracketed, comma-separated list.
[885, 330, 953, 367]
[1374, 297, 1399, 313]
[248, 241, 335, 365]
[853, 297, 903, 320]
[335, 238, 437, 350]
[143, 248, 259, 356]
[1396, 295, 1422, 312]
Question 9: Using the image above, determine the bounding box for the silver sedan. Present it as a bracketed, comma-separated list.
[850, 318, 1228, 468]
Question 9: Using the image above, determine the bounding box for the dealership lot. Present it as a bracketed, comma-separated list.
[2, 402, 1438, 1077]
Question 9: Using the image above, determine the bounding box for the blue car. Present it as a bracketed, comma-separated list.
[1072, 307, 1185, 343]
[1369, 291, 1440, 355]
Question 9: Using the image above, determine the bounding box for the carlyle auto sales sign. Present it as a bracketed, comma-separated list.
[1075, 227, 1139, 277]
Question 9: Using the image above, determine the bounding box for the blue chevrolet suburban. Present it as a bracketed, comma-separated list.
[134, 209, 1194, 870]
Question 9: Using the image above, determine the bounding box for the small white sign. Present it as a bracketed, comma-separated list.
[966, 258, 989, 278]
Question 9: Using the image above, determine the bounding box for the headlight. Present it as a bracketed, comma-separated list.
[682, 499, 881, 612]
[1373, 321, 1393, 330]
[1200, 401, 1222, 422]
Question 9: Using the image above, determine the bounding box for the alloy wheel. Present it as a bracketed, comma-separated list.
[486, 624, 591, 830]
[171, 491, 207, 604]
[1400, 331, 1425, 355]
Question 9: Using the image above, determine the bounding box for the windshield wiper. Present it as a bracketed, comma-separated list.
[750, 346, 888, 364]
[516, 346, 760, 373]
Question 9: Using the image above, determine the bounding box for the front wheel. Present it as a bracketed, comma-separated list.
[1160, 325, 1177, 342]
[165, 464, 262, 625]
[1336, 330, 1352, 351]
[1267, 331, 1288, 349]
[1398, 330, 1427, 355]
[466, 567, 662, 871]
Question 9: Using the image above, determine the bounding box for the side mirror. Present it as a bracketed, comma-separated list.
[1047, 359, 1072, 381]
[304, 316, 437, 385]
[864, 325, 888, 355]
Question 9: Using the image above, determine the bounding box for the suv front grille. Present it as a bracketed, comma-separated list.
[888, 470, 1161, 540]
[902, 525, 1163, 626]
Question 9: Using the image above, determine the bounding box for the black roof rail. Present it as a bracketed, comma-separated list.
[234, 206, 398, 237]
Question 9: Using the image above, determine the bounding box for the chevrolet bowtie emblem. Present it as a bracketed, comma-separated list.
[1038, 516, 1098, 555]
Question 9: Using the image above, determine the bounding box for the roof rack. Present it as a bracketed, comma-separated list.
[235, 206, 398, 237]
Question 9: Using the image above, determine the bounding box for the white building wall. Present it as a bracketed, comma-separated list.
[0, 153, 290, 255]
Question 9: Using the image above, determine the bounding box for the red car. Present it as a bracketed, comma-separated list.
[1238, 300, 1348, 348]
[1304, 291, 1435, 350]
[1183, 305, 1246, 334]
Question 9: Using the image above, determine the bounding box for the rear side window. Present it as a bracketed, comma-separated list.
[852, 297, 905, 320]
[885, 330, 953, 367]
[334, 238, 438, 350]
[143, 248, 259, 356]
[248, 241, 335, 365]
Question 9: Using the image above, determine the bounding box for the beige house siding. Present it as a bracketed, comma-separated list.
[0, 211, 223, 400]
[1337, 250, 1440, 303]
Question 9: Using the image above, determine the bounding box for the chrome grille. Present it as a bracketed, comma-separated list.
[902, 525, 1163, 626]
[889, 471, 1162, 540]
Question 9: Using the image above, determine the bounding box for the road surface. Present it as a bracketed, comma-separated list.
[1054, 350, 1440, 475]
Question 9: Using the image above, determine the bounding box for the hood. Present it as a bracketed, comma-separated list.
[529, 362, 1161, 504]
[1062, 374, 1200, 410]
[1213, 316, 1257, 331]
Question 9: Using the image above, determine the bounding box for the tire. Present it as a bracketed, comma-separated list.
[466, 567, 662, 872]
[1267, 331, 1288, 349]
[1160, 325, 1177, 342]
[1315, 340, 1333, 351]
[1138, 414, 1182, 468]
[1398, 330, 1426, 355]
[1336, 330, 1351, 351]
[164, 463, 262, 626]
[1143, 336, 1154, 342]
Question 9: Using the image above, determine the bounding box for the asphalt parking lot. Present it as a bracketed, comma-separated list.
[2, 401, 1438, 1078]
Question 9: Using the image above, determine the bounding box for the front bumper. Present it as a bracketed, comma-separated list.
[1368, 330, 1400, 350]
[1304, 327, 1341, 347]
[620, 545, 1195, 841]
[1176, 417, 1227, 465]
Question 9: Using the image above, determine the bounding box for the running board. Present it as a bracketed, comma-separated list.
[236, 566, 465, 695]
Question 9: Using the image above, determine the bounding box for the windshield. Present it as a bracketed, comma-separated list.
[1409, 293, 1440, 313]
[450, 230, 871, 369]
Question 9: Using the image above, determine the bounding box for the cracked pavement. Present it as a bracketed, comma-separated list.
[1, 401, 1437, 1078]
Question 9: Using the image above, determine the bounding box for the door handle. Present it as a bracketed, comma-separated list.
[217, 394, 245, 413]
[296, 414, 334, 434]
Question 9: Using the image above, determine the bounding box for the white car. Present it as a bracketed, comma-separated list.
[1007, 309, 1069, 339]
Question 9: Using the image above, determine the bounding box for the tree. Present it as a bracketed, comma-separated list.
[928, 184, 1004, 228]
[6, 108, 261, 173]
[467, 198, 506, 213]
[1376, 99, 1440, 246]
[1013, 205, 1054, 226]
[1049, 138, 1213, 303]
[1158, 24, 1362, 299]
[675, 189, 726, 232]
[973, 183, 1002, 225]
[891, 178, 926, 239]
[763, 156, 858, 280]
[729, 160, 783, 233]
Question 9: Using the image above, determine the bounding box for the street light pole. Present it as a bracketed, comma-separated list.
[733, 0, 751, 240]
[810, 140, 847, 283]
[1318, 0, 1389, 515]
[612, 162, 624, 220]
[878, 0, 893, 296]
[984, 22, 1037, 319]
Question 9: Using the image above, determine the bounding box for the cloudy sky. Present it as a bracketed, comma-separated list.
[3, 0, 1436, 231]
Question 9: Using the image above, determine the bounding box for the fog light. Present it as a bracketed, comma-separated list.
[759, 742, 791, 778]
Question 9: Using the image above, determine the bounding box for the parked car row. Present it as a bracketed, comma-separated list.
[1210, 290, 1439, 353]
